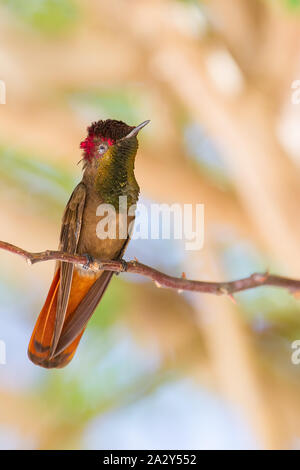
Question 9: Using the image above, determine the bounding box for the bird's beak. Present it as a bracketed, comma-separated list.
[120, 120, 150, 141]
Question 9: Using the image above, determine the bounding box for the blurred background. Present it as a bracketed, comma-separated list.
[0, 0, 300, 450]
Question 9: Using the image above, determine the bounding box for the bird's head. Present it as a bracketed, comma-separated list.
[80, 119, 150, 167]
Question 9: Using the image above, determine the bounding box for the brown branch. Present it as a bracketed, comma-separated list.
[1, 240, 300, 297]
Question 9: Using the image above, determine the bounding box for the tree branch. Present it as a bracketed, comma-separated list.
[1, 240, 300, 297]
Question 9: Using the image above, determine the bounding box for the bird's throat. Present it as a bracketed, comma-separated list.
[93, 139, 140, 210]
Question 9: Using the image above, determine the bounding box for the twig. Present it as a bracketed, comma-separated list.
[1, 240, 300, 297]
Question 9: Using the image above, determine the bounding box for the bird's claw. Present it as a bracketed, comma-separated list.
[82, 253, 94, 270]
[116, 259, 128, 275]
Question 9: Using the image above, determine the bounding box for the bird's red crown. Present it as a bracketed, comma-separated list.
[80, 119, 134, 161]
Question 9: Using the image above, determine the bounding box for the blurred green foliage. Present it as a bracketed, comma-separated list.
[0, 0, 78, 35]
[283, 0, 300, 11]
[176, 0, 199, 4]
[0, 145, 76, 216]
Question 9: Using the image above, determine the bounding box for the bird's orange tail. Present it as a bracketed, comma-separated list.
[28, 268, 95, 368]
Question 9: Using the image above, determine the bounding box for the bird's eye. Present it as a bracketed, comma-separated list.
[98, 143, 108, 155]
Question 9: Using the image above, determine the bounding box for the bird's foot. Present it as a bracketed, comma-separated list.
[82, 254, 103, 272]
[116, 259, 128, 275]
[82, 253, 94, 270]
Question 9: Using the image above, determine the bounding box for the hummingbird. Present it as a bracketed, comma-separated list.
[28, 118, 150, 368]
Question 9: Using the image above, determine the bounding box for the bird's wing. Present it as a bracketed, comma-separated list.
[50, 182, 87, 356]
[53, 225, 134, 357]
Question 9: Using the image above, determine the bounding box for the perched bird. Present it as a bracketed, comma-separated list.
[28, 119, 149, 368]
